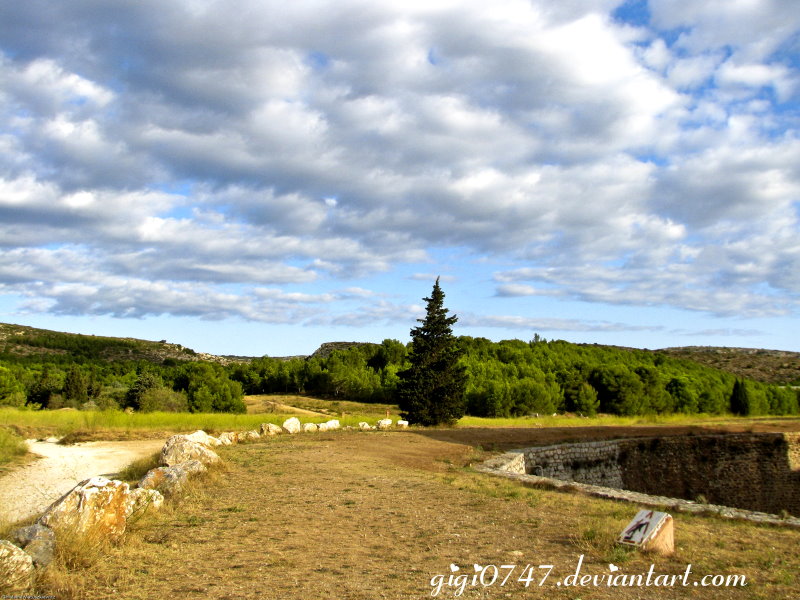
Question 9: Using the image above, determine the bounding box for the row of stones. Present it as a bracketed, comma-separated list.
[477, 446, 800, 530]
[1, 415, 411, 592]
[1, 429, 225, 593]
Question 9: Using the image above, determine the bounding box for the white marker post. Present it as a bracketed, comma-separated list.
[618, 509, 674, 556]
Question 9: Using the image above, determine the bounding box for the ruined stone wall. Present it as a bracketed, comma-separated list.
[521, 433, 800, 516]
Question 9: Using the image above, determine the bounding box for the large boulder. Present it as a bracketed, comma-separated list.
[0, 540, 34, 593]
[397, 420, 409, 428]
[38, 477, 131, 541]
[11, 524, 55, 568]
[358, 422, 373, 431]
[302, 423, 318, 433]
[377, 418, 393, 430]
[282, 417, 302, 434]
[324, 419, 341, 430]
[160, 435, 221, 467]
[125, 488, 165, 518]
[182, 430, 222, 447]
[260, 422, 283, 436]
[139, 460, 206, 497]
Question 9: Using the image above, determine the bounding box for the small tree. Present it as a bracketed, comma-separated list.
[63, 365, 88, 405]
[397, 278, 467, 426]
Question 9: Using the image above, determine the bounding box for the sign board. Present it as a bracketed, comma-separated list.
[618, 510, 674, 555]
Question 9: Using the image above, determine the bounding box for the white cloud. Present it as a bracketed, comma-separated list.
[0, 0, 797, 335]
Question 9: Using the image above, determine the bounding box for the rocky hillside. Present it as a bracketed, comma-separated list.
[0, 322, 250, 365]
[659, 346, 800, 385]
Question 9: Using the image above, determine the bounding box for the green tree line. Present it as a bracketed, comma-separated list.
[226, 336, 798, 417]
[0, 354, 245, 414]
[1, 335, 798, 417]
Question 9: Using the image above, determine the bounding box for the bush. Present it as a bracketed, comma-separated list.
[138, 387, 189, 412]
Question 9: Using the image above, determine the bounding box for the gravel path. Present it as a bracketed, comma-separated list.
[0, 438, 164, 523]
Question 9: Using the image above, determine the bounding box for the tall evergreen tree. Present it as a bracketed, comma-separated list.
[397, 278, 467, 426]
[729, 378, 750, 415]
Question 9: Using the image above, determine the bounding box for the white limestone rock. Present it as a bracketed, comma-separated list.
[125, 488, 165, 518]
[358, 422, 373, 431]
[0, 540, 34, 593]
[239, 430, 261, 442]
[397, 420, 409, 428]
[282, 417, 302, 434]
[160, 435, 221, 467]
[303, 423, 319, 433]
[324, 419, 341, 430]
[138, 460, 206, 497]
[377, 419, 393, 430]
[183, 430, 222, 447]
[260, 422, 283, 436]
[38, 477, 131, 541]
[217, 431, 237, 445]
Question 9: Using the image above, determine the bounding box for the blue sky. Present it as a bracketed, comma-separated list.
[0, 0, 798, 356]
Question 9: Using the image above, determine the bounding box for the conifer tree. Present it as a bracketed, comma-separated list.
[397, 278, 466, 426]
[729, 378, 750, 415]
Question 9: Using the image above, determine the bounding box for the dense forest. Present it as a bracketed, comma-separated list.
[1, 324, 797, 417]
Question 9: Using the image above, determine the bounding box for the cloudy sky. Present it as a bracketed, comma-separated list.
[1, 0, 798, 356]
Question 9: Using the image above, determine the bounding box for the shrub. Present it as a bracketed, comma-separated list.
[138, 388, 189, 413]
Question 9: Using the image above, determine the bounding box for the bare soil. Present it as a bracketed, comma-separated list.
[55, 424, 800, 600]
[417, 418, 800, 452]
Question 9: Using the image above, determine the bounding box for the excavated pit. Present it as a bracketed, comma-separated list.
[480, 432, 800, 521]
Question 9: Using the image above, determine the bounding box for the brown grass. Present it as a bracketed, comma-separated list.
[29, 426, 800, 599]
[116, 452, 161, 484]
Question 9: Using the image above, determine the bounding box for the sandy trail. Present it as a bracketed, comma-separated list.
[0, 439, 164, 523]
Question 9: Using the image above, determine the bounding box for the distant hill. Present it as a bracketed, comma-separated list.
[658, 346, 800, 385]
[310, 341, 379, 359]
[0, 322, 251, 365]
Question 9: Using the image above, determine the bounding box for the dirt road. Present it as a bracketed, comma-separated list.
[0, 438, 164, 523]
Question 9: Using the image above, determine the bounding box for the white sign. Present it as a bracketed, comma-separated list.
[618, 510, 671, 546]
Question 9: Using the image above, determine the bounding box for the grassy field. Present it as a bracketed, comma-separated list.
[3, 396, 799, 449]
[0, 396, 403, 447]
[25, 429, 800, 600]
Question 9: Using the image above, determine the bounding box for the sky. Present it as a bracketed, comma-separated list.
[0, 0, 799, 357]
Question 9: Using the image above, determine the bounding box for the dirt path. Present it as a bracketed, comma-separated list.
[64, 428, 800, 600]
[0, 439, 164, 523]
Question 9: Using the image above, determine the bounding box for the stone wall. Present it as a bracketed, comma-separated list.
[518, 433, 800, 516]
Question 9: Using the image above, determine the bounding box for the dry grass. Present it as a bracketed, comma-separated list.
[28, 428, 800, 599]
[0, 426, 28, 468]
[116, 452, 161, 484]
[34, 463, 227, 599]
